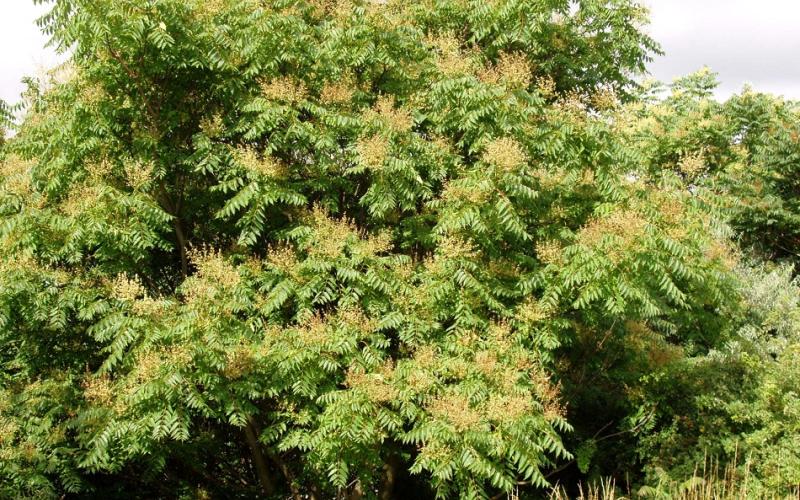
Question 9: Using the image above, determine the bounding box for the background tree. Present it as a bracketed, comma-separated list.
[0, 99, 11, 148]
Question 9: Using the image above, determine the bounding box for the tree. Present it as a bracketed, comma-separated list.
[721, 91, 800, 265]
[635, 263, 800, 497]
[574, 69, 800, 495]
[0, 1, 753, 498]
[617, 69, 800, 266]
[0, 99, 11, 148]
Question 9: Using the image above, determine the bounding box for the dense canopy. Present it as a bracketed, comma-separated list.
[1, 0, 799, 498]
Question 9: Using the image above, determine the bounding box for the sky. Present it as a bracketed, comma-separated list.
[0, 1, 60, 106]
[1, 1, 800, 105]
[643, 0, 800, 100]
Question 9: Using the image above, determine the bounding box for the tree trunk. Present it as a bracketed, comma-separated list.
[379, 455, 401, 500]
[173, 217, 189, 278]
[347, 480, 364, 500]
[244, 420, 275, 497]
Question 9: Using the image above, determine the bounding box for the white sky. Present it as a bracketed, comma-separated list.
[0, 1, 60, 106]
[643, 0, 800, 100]
[1, 0, 799, 105]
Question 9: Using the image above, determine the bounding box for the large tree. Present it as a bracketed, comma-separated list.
[0, 1, 759, 498]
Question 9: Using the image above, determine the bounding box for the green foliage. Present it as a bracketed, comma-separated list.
[619, 69, 800, 265]
[1, 1, 798, 498]
[722, 93, 800, 264]
[0, 99, 11, 147]
[635, 263, 800, 496]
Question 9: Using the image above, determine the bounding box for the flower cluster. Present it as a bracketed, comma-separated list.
[260, 76, 308, 103]
[123, 159, 154, 190]
[369, 95, 413, 133]
[427, 33, 475, 76]
[345, 361, 397, 403]
[479, 51, 532, 90]
[678, 150, 706, 177]
[427, 392, 483, 431]
[234, 147, 288, 179]
[320, 76, 356, 105]
[535, 239, 564, 266]
[482, 137, 528, 172]
[0, 155, 34, 197]
[355, 134, 390, 170]
[578, 209, 649, 263]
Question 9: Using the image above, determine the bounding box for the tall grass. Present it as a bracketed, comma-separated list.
[546, 458, 800, 500]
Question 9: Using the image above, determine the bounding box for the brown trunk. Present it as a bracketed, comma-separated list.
[379, 455, 401, 500]
[244, 420, 275, 497]
[154, 180, 189, 280]
[347, 480, 364, 500]
[173, 217, 189, 278]
[308, 483, 324, 500]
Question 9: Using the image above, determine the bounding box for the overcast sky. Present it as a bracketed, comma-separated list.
[1, 1, 60, 106]
[643, 0, 800, 100]
[1, 0, 799, 105]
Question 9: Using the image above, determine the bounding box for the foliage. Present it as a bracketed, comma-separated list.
[546, 70, 800, 496]
[619, 69, 800, 265]
[0, 99, 12, 147]
[635, 263, 800, 497]
[550, 464, 800, 500]
[721, 92, 800, 264]
[0, 0, 798, 498]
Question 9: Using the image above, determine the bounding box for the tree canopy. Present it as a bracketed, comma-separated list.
[1, 1, 799, 498]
